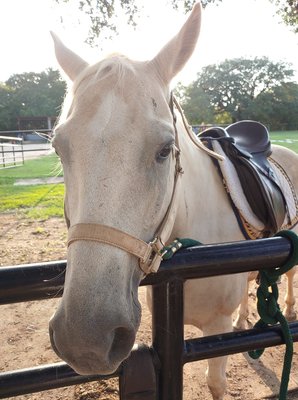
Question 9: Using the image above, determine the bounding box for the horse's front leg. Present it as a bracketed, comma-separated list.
[233, 281, 249, 331]
[283, 265, 297, 321]
[202, 315, 233, 400]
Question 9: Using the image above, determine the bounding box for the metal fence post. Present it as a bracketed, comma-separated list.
[1, 144, 5, 168]
[152, 278, 184, 400]
[119, 344, 158, 400]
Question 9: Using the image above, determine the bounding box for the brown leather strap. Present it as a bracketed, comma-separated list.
[68, 223, 165, 274]
[68, 223, 152, 262]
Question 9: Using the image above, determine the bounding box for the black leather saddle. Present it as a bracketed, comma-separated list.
[199, 120, 288, 237]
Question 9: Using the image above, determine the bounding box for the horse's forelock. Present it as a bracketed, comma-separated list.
[71, 54, 138, 97]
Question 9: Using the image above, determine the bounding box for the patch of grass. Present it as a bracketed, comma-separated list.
[0, 153, 62, 186]
[0, 154, 64, 220]
[0, 183, 64, 219]
[270, 130, 298, 153]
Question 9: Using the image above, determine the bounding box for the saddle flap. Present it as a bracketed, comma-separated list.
[232, 155, 287, 235]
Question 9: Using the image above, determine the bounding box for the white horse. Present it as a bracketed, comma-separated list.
[49, 3, 297, 399]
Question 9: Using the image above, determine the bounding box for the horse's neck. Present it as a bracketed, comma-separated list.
[173, 121, 242, 244]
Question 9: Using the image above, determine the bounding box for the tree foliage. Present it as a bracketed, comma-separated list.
[179, 56, 297, 129]
[271, 0, 298, 33]
[0, 69, 66, 131]
[53, 0, 297, 44]
[248, 82, 298, 130]
[54, 0, 139, 45]
[180, 57, 294, 125]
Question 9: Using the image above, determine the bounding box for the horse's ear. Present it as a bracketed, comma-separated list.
[151, 2, 202, 84]
[50, 31, 88, 81]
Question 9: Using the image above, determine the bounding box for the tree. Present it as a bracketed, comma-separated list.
[0, 69, 66, 131]
[0, 83, 15, 130]
[248, 82, 298, 130]
[188, 57, 294, 122]
[271, 0, 298, 33]
[53, 0, 297, 44]
[175, 84, 216, 125]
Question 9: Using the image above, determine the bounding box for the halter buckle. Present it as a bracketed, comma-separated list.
[139, 237, 165, 275]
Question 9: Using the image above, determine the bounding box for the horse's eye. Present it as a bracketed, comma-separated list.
[157, 143, 174, 162]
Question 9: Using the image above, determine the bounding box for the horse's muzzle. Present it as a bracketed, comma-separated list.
[49, 320, 136, 375]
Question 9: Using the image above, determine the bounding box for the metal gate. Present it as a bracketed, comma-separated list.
[1, 236, 298, 399]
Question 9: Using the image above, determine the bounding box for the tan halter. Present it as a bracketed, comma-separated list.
[67, 96, 222, 275]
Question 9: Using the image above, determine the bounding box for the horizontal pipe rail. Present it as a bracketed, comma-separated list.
[0, 362, 121, 399]
[183, 321, 298, 363]
[0, 237, 292, 304]
[0, 136, 23, 142]
[0, 260, 66, 304]
[1, 322, 297, 398]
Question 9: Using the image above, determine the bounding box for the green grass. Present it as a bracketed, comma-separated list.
[0, 154, 64, 219]
[0, 153, 62, 186]
[270, 130, 298, 153]
[0, 183, 64, 219]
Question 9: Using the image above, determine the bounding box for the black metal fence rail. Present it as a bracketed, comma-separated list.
[0, 237, 291, 304]
[1, 236, 297, 399]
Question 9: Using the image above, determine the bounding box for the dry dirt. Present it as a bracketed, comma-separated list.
[1, 214, 298, 400]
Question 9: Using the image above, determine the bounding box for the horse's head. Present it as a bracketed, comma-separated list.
[49, 3, 201, 375]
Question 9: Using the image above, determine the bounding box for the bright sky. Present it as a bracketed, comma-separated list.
[0, 0, 297, 85]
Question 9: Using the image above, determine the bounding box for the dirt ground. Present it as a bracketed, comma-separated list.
[1, 214, 298, 400]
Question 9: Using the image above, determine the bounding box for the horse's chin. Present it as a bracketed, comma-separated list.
[66, 355, 123, 376]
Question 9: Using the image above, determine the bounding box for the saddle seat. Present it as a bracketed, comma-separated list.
[226, 120, 271, 156]
[199, 120, 288, 237]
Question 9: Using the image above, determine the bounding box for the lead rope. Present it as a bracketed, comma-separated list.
[248, 230, 298, 400]
[161, 231, 298, 400]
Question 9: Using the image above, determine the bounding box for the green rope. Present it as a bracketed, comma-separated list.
[248, 230, 298, 400]
[163, 231, 298, 400]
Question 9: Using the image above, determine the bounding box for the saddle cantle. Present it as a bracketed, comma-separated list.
[199, 120, 289, 238]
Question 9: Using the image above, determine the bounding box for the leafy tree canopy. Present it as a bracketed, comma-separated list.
[53, 0, 297, 44]
[179, 56, 295, 126]
[248, 82, 298, 130]
[0, 69, 66, 131]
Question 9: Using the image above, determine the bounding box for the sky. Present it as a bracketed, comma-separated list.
[0, 0, 297, 85]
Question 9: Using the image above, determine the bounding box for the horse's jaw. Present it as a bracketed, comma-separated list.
[49, 244, 142, 375]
